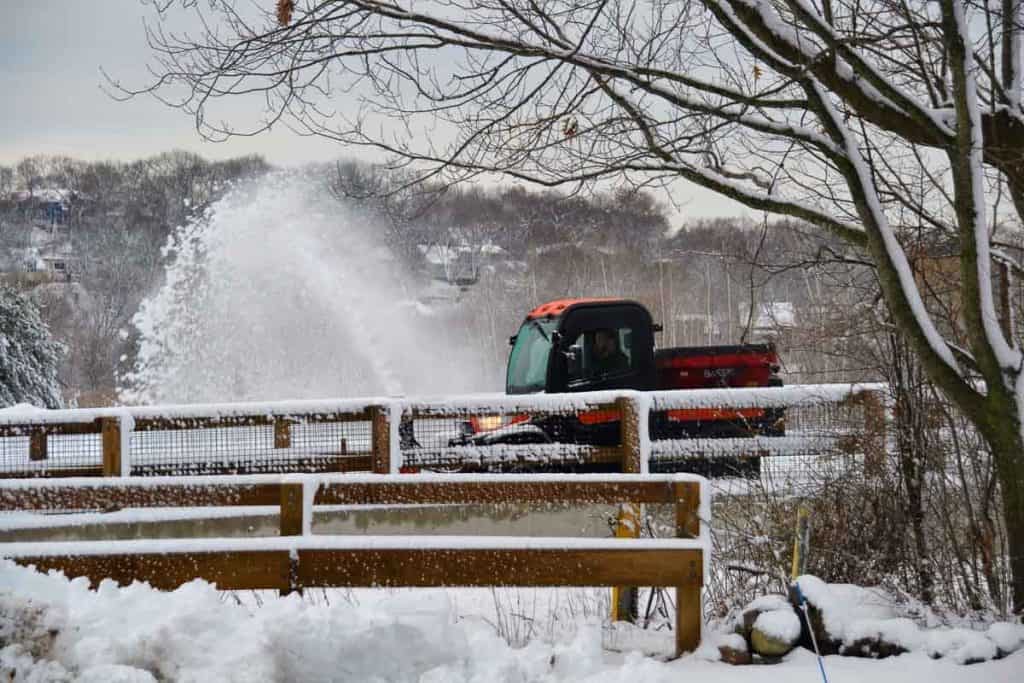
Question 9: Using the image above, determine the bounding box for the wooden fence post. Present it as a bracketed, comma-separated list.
[29, 429, 47, 461]
[369, 406, 391, 474]
[273, 418, 292, 449]
[675, 481, 702, 656]
[861, 390, 887, 476]
[617, 395, 642, 474]
[101, 418, 121, 477]
[280, 482, 304, 596]
[612, 395, 641, 623]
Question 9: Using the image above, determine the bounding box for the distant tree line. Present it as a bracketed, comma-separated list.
[0, 151, 902, 405]
[0, 151, 270, 405]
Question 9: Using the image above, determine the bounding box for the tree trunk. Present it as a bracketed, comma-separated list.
[983, 402, 1024, 617]
[995, 446, 1024, 618]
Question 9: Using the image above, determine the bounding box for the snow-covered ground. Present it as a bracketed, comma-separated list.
[1, 561, 1020, 683]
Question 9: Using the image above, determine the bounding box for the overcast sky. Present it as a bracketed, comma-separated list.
[1, 0, 743, 217]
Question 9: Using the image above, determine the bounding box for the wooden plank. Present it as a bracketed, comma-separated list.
[0, 483, 283, 511]
[279, 482, 304, 596]
[315, 480, 677, 506]
[28, 430, 47, 461]
[279, 483, 304, 537]
[613, 395, 642, 622]
[616, 396, 641, 473]
[401, 445, 624, 469]
[297, 547, 702, 588]
[132, 410, 372, 432]
[0, 422, 101, 438]
[673, 481, 702, 657]
[127, 456, 373, 477]
[0, 478, 683, 510]
[674, 481, 701, 540]
[676, 579, 702, 656]
[861, 390, 887, 476]
[408, 402, 619, 421]
[273, 418, 291, 449]
[0, 466, 104, 479]
[100, 418, 121, 476]
[611, 502, 641, 622]
[369, 405, 390, 474]
[11, 551, 291, 591]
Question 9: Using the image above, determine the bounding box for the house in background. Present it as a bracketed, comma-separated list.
[739, 301, 797, 343]
[418, 241, 506, 288]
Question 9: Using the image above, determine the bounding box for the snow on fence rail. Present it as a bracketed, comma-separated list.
[0, 472, 709, 657]
[0, 383, 886, 479]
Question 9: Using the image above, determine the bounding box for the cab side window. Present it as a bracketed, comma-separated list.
[566, 326, 635, 386]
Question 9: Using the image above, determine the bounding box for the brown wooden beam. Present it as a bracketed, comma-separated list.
[674, 481, 701, 539]
[674, 479, 703, 655]
[12, 551, 292, 591]
[402, 445, 624, 468]
[0, 478, 691, 511]
[28, 431, 47, 461]
[408, 402, 620, 421]
[273, 418, 292, 449]
[279, 483, 303, 537]
[0, 422, 101, 438]
[131, 410, 372, 432]
[316, 480, 678, 506]
[9, 545, 700, 593]
[296, 547, 701, 588]
[616, 396, 641, 474]
[0, 466, 104, 479]
[369, 405, 391, 474]
[127, 456, 373, 477]
[0, 483, 283, 511]
[101, 418, 121, 476]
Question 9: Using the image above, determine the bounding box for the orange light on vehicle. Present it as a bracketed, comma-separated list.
[473, 416, 505, 432]
[469, 414, 529, 433]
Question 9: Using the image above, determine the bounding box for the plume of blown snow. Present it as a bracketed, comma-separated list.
[120, 170, 488, 404]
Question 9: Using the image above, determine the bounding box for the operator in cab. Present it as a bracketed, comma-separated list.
[591, 328, 630, 376]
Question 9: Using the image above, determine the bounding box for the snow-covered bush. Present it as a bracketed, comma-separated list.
[0, 285, 64, 408]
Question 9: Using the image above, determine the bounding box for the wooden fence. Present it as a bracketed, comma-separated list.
[0, 384, 887, 478]
[0, 473, 707, 657]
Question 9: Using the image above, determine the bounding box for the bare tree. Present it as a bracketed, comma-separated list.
[130, 0, 1024, 613]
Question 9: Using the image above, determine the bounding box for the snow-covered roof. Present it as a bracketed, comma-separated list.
[740, 302, 797, 329]
[417, 242, 504, 266]
[9, 188, 77, 204]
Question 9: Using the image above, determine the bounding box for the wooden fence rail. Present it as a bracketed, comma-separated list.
[0, 384, 887, 479]
[0, 474, 707, 658]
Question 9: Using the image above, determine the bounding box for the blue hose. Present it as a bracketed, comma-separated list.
[792, 581, 830, 683]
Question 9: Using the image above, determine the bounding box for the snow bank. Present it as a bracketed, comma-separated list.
[843, 617, 924, 652]
[986, 622, 1024, 655]
[1, 561, 1020, 682]
[793, 576, 1017, 665]
[925, 628, 999, 665]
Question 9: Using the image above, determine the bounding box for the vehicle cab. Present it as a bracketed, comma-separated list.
[506, 298, 657, 394]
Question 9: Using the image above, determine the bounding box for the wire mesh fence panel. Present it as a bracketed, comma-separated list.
[128, 415, 375, 475]
[129, 424, 275, 475]
[647, 386, 886, 482]
[0, 386, 887, 480]
[0, 429, 103, 478]
[287, 419, 373, 471]
[399, 399, 625, 472]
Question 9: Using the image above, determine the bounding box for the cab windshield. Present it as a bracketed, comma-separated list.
[506, 319, 557, 394]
